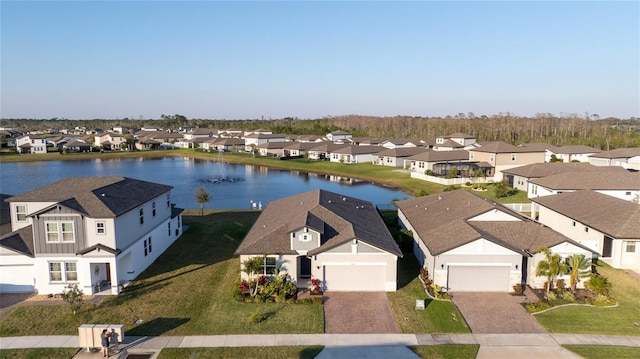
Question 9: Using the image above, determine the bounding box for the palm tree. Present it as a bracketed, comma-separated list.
[535, 247, 569, 295]
[242, 256, 265, 297]
[194, 186, 210, 216]
[566, 254, 591, 292]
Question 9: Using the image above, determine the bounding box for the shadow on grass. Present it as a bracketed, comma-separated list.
[126, 317, 190, 336]
[397, 254, 421, 289]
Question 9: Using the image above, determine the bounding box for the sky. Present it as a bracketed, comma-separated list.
[1, 1, 639, 120]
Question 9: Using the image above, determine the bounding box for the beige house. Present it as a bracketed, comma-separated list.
[531, 190, 640, 271]
[235, 190, 402, 292]
[397, 190, 593, 292]
[468, 142, 546, 181]
[94, 132, 124, 151]
[374, 147, 427, 167]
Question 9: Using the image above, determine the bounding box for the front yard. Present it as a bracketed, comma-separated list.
[533, 262, 640, 336]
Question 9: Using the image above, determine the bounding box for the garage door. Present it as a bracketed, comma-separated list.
[448, 265, 510, 292]
[0, 265, 35, 293]
[324, 264, 386, 291]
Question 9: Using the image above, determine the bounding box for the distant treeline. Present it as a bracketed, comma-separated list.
[2, 113, 640, 150]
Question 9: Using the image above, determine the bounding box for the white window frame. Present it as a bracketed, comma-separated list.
[300, 234, 311, 242]
[152, 201, 156, 217]
[61, 222, 74, 242]
[16, 204, 27, 222]
[625, 241, 637, 253]
[96, 221, 106, 235]
[49, 261, 78, 282]
[46, 221, 75, 243]
[139, 208, 144, 225]
[261, 257, 277, 275]
[144, 236, 152, 256]
[46, 222, 60, 243]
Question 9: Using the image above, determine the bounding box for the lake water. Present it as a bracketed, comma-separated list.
[0, 157, 410, 210]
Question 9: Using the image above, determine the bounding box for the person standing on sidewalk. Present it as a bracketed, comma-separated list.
[101, 329, 109, 357]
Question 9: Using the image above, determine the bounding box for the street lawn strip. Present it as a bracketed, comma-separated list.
[387, 255, 470, 334]
[563, 345, 640, 359]
[534, 261, 640, 336]
[0, 211, 324, 336]
[0, 348, 80, 359]
[409, 345, 479, 359]
[158, 346, 324, 359]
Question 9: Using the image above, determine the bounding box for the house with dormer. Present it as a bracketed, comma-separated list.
[468, 141, 546, 181]
[0, 177, 183, 295]
[235, 190, 402, 291]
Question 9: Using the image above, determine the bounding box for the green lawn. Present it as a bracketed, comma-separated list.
[409, 345, 479, 359]
[564, 345, 640, 359]
[534, 262, 640, 336]
[0, 348, 80, 359]
[0, 211, 324, 336]
[387, 255, 470, 334]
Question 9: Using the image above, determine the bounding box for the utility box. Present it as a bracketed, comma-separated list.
[78, 324, 95, 351]
[415, 299, 425, 310]
[92, 324, 109, 348]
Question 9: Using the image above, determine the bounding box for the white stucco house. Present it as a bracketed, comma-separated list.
[588, 147, 640, 170]
[16, 135, 48, 154]
[396, 190, 594, 292]
[328, 145, 382, 164]
[527, 171, 640, 201]
[235, 189, 402, 292]
[531, 190, 640, 271]
[502, 162, 627, 192]
[0, 177, 183, 295]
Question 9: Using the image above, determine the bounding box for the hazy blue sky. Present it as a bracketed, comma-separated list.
[1, 1, 638, 120]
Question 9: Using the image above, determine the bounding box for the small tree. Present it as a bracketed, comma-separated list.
[494, 180, 509, 198]
[61, 283, 84, 315]
[535, 247, 569, 296]
[194, 186, 210, 216]
[566, 254, 591, 291]
[242, 256, 266, 297]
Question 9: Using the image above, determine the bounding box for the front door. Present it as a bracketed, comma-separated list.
[603, 236, 613, 257]
[298, 256, 311, 280]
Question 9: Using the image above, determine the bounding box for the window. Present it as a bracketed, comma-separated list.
[572, 221, 576, 227]
[626, 192, 632, 196]
[584, 226, 589, 233]
[261, 257, 277, 275]
[16, 205, 27, 222]
[96, 222, 106, 235]
[490, 154, 495, 162]
[167, 194, 170, 208]
[300, 234, 311, 242]
[152, 201, 156, 217]
[168, 222, 171, 236]
[625, 242, 637, 253]
[49, 262, 77, 282]
[470, 152, 474, 159]
[511, 153, 516, 161]
[139, 208, 144, 225]
[61, 222, 74, 242]
[144, 237, 152, 256]
[46, 223, 59, 242]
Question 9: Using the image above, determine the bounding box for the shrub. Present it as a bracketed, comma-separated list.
[555, 278, 566, 290]
[425, 170, 434, 176]
[60, 283, 83, 315]
[526, 301, 552, 313]
[545, 291, 558, 302]
[559, 290, 576, 302]
[444, 185, 460, 192]
[465, 181, 472, 187]
[512, 284, 524, 295]
[591, 294, 615, 306]
[585, 273, 611, 296]
[472, 183, 478, 189]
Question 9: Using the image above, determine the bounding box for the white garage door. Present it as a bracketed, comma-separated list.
[448, 265, 510, 292]
[0, 265, 35, 293]
[324, 264, 386, 291]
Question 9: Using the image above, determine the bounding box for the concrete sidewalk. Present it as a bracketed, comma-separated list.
[1, 333, 639, 359]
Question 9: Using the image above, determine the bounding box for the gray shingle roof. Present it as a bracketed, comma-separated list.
[397, 190, 589, 255]
[7, 177, 172, 218]
[0, 225, 34, 257]
[375, 147, 428, 157]
[529, 171, 640, 190]
[475, 141, 545, 153]
[502, 162, 626, 178]
[235, 189, 402, 257]
[531, 190, 640, 239]
[406, 150, 470, 162]
[589, 147, 640, 159]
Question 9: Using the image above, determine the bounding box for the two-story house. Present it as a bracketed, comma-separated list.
[0, 177, 183, 295]
[16, 135, 48, 154]
[94, 132, 125, 151]
[235, 190, 402, 292]
[468, 142, 546, 181]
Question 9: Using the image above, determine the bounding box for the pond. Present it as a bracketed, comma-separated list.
[0, 157, 410, 210]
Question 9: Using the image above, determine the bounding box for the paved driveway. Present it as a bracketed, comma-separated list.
[451, 292, 546, 334]
[323, 292, 400, 334]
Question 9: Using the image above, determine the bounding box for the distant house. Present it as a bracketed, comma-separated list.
[531, 190, 639, 271]
[307, 143, 349, 161]
[0, 177, 183, 295]
[243, 133, 287, 151]
[235, 190, 402, 292]
[62, 140, 92, 153]
[589, 147, 640, 170]
[112, 126, 129, 134]
[527, 171, 640, 201]
[546, 145, 601, 163]
[326, 130, 352, 143]
[502, 162, 626, 191]
[283, 142, 318, 157]
[397, 190, 594, 292]
[379, 138, 418, 149]
[16, 135, 48, 154]
[468, 142, 546, 181]
[404, 150, 473, 175]
[256, 142, 288, 157]
[94, 132, 125, 151]
[374, 147, 428, 167]
[433, 133, 477, 151]
[328, 145, 382, 164]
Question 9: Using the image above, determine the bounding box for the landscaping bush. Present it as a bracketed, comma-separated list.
[559, 290, 576, 303]
[585, 273, 611, 296]
[444, 185, 460, 192]
[526, 301, 552, 313]
[512, 284, 524, 295]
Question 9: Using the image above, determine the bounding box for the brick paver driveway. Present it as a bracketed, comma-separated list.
[451, 291, 546, 333]
[324, 292, 400, 334]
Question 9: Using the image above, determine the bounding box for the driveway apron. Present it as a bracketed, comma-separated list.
[324, 292, 400, 334]
[451, 292, 546, 334]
